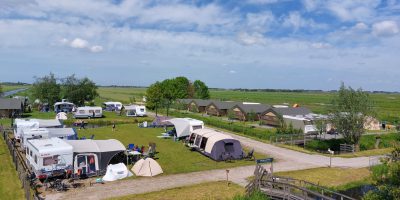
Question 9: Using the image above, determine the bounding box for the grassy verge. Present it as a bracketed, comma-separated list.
[77, 124, 266, 175]
[0, 125, 24, 200]
[109, 181, 244, 200]
[275, 167, 372, 190]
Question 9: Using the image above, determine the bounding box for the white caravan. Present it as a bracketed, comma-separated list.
[125, 105, 146, 117]
[21, 128, 77, 148]
[13, 118, 63, 140]
[166, 118, 204, 138]
[25, 138, 73, 179]
[54, 101, 75, 113]
[74, 106, 103, 118]
[283, 115, 317, 134]
[103, 102, 123, 111]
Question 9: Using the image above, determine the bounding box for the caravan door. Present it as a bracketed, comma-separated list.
[75, 154, 99, 175]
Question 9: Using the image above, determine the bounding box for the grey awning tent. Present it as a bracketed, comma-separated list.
[190, 129, 243, 161]
[36, 119, 63, 128]
[66, 139, 126, 174]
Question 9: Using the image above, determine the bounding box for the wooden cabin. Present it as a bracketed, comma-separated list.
[188, 99, 213, 113]
[206, 101, 238, 117]
[0, 98, 23, 118]
[260, 107, 311, 126]
[230, 103, 271, 121]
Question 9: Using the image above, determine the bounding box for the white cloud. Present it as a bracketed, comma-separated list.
[90, 45, 103, 53]
[246, 12, 275, 33]
[70, 38, 89, 49]
[237, 32, 266, 45]
[311, 42, 331, 49]
[353, 22, 368, 31]
[326, 0, 380, 22]
[59, 38, 69, 45]
[229, 70, 237, 74]
[246, 0, 280, 4]
[282, 12, 327, 31]
[372, 20, 399, 36]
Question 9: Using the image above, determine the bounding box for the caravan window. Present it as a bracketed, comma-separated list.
[89, 110, 94, 113]
[140, 108, 145, 112]
[192, 125, 202, 130]
[200, 137, 208, 149]
[43, 155, 59, 166]
[224, 143, 234, 153]
[29, 149, 32, 157]
[95, 110, 101, 113]
[194, 135, 202, 146]
[34, 155, 37, 164]
[79, 110, 85, 114]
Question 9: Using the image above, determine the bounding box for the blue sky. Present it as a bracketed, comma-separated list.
[0, 0, 400, 91]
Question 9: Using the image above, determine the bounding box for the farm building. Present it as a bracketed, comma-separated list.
[188, 99, 213, 113]
[188, 128, 243, 161]
[230, 103, 271, 121]
[0, 98, 23, 118]
[206, 101, 238, 117]
[260, 107, 312, 126]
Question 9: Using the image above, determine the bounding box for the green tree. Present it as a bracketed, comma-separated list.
[161, 79, 176, 116]
[61, 75, 98, 106]
[31, 73, 61, 107]
[193, 80, 210, 99]
[247, 110, 257, 122]
[172, 76, 190, 99]
[363, 145, 400, 200]
[329, 83, 374, 151]
[146, 81, 163, 116]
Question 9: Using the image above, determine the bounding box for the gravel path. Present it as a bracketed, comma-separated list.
[46, 116, 373, 200]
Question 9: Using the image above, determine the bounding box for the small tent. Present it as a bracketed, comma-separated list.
[166, 118, 204, 138]
[103, 163, 133, 181]
[190, 128, 243, 161]
[132, 158, 163, 177]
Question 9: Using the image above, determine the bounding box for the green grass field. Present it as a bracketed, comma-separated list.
[1, 85, 29, 93]
[0, 125, 24, 200]
[77, 124, 265, 175]
[110, 181, 245, 200]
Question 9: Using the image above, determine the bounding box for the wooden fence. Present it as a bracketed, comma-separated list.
[2, 130, 43, 200]
[340, 144, 355, 153]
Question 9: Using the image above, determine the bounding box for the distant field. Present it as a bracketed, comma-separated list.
[1, 85, 29, 93]
[98, 87, 400, 122]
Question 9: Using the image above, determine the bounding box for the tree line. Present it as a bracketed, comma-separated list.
[32, 73, 98, 107]
[146, 76, 210, 116]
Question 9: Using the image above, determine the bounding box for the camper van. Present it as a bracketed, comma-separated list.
[283, 115, 317, 134]
[103, 102, 123, 111]
[166, 118, 204, 138]
[25, 138, 74, 179]
[14, 118, 63, 140]
[21, 128, 77, 148]
[54, 100, 75, 113]
[125, 105, 146, 117]
[74, 106, 103, 118]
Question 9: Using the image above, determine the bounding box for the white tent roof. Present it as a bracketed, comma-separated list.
[132, 158, 163, 177]
[47, 128, 76, 137]
[54, 102, 74, 106]
[36, 119, 63, 127]
[166, 118, 204, 138]
[28, 137, 73, 155]
[76, 106, 102, 110]
[205, 133, 234, 153]
[66, 139, 125, 153]
[56, 112, 68, 120]
[103, 163, 133, 181]
[191, 128, 215, 137]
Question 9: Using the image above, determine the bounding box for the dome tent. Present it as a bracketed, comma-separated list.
[103, 163, 133, 181]
[132, 158, 163, 177]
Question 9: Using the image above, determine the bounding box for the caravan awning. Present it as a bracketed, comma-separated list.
[36, 119, 62, 127]
[47, 128, 76, 137]
[66, 139, 125, 153]
[166, 118, 204, 138]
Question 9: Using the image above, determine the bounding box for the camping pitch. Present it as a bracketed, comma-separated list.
[132, 158, 163, 177]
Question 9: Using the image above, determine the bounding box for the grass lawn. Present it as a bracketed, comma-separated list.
[97, 87, 147, 104]
[109, 181, 245, 200]
[275, 167, 371, 190]
[0, 126, 24, 200]
[77, 124, 266, 175]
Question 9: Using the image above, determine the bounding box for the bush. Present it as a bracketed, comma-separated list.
[233, 190, 269, 200]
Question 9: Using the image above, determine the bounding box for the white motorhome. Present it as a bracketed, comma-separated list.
[166, 118, 204, 138]
[283, 115, 317, 134]
[21, 128, 77, 148]
[103, 102, 123, 111]
[125, 105, 146, 117]
[13, 118, 63, 140]
[25, 138, 73, 179]
[74, 106, 103, 118]
[54, 100, 75, 113]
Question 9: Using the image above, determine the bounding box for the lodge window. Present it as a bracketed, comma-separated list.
[192, 125, 202, 130]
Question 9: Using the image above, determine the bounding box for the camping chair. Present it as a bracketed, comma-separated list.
[90, 134, 95, 139]
[244, 149, 255, 160]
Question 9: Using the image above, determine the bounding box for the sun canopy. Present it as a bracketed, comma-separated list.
[132, 158, 163, 177]
[103, 163, 133, 181]
[166, 118, 204, 138]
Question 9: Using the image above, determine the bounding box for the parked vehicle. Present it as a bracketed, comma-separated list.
[54, 100, 75, 113]
[74, 106, 103, 118]
[125, 105, 146, 117]
[21, 128, 77, 148]
[25, 138, 74, 180]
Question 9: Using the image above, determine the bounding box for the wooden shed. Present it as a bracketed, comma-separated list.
[260, 107, 311, 126]
[206, 101, 238, 117]
[230, 103, 271, 121]
[0, 98, 23, 118]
